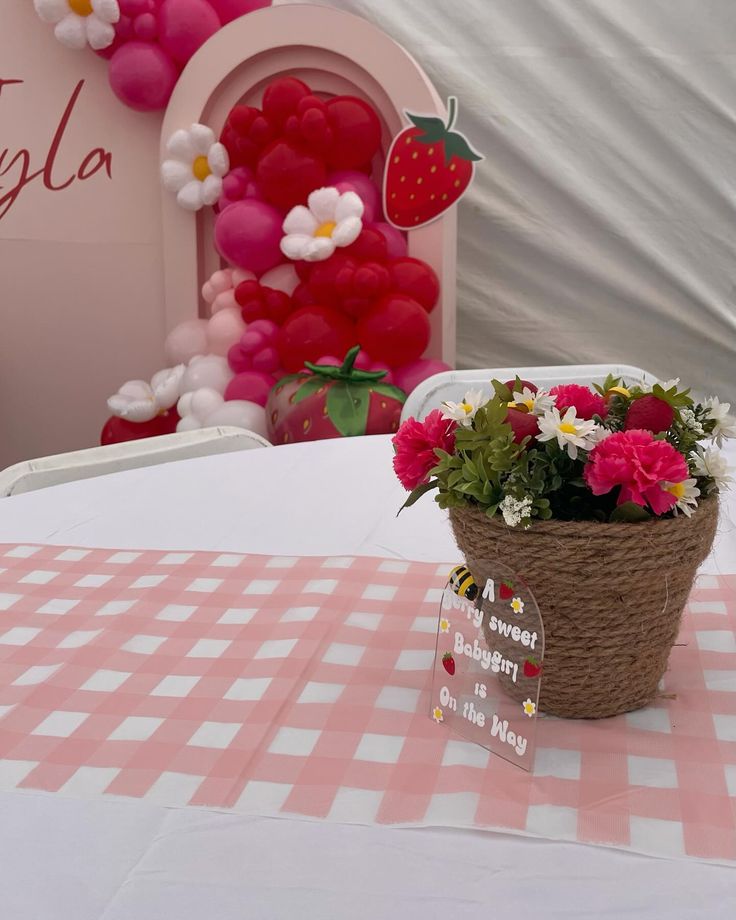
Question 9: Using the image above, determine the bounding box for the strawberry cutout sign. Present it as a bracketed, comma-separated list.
[383, 96, 481, 230]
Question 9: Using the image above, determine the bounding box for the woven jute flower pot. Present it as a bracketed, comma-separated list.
[449, 498, 718, 719]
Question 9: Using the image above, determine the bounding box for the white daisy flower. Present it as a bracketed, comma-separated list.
[161, 124, 229, 212]
[537, 406, 602, 460]
[499, 495, 532, 527]
[441, 388, 485, 426]
[511, 386, 555, 416]
[107, 365, 185, 422]
[703, 396, 736, 447]
[280, 187, 363, 262]
[34, 0, 119, 51]
[663, 478, 700, 517]
[510, 597, 525, 615]
[691, 446, 734, 490]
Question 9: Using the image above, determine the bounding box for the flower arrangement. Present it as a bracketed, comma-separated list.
[393, 374, 734, 526]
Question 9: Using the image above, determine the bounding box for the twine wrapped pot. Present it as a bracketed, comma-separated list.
[449, 498, 718, 719]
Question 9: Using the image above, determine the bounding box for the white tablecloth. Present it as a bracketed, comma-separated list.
[1, 435, 734, 918]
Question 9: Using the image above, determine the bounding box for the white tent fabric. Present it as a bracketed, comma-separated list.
[281, 0, 736, 400]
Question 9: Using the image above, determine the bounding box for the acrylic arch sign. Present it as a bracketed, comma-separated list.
[431, 561, 545, 772]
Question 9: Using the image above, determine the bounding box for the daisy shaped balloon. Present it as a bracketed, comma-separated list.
[34, 0, 119, 51]
[107, 365, 185, 422]
[161, 125, 230, 212]
[280, 187, 364, 262]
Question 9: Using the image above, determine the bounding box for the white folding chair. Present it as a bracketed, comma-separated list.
[0, 426, 271, 498]
[401, 364, 658, 421]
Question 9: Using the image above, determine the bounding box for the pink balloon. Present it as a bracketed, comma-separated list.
[224, 371, 276, 406]
[157, 0, 220, 67]
[315, 355, 341, 367]
[108, 42, 179, 112]
[217, 167, 263, 211]
[206, 307, 246, 356]
[371, 222, 408, 259]
[207, 0, 272, 22]
[392, 358, 452, 396]
[214, 199, 284, 275]
[164, 318, 208, 365]
[354, 349, 373, 370]
[328, 170, 381, 223]
[369, 361, 396, 385]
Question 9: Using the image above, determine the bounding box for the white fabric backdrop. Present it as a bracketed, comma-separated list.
[281, 0, 736, 400]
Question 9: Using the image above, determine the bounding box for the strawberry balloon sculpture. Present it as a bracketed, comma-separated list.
[267, 346, 406, 444]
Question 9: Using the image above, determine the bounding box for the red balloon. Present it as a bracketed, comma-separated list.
[388, 258, 440, 313]
[326, 97, 382, 170]
[344, 227, 388, 263]
[100, 410, 179, 446]
[356, 294, 430, 367]
[306, 254, 359, 307]
[277, 306, 357, 373]
[262, 77, 311, 128]
[256, 140, 327, 211]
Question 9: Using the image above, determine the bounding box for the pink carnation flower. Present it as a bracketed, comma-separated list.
[550, 384, 607, 420]
[392, 410, 457, 491]
[584, 429, 688, 514]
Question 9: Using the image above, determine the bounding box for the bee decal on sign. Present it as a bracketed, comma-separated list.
[448, 564, 478, 601]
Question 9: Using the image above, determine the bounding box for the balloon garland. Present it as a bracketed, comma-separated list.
[33, 1, 272, 111]
[103, 75, 455, 444]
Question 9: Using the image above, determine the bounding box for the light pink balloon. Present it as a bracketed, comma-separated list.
[328, 170, 381, 223]
[207, 307, 247, 356]
[259, 263, 300, 296]
[371, 222, 409, 259]
[392, 358, 452, 396]
[108, 42, 179, 112]
[202, 268, 256, 315]
[214, 199, 284, 275]
[157, 0, 220, 67]
[164, 318, 209, 365]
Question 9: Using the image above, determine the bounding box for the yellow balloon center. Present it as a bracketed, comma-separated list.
[314, 221, 337, 238]
[69, 0, 94, 16]
[192, 155, 211, 181]
[460, 402, 473, 414]
[559, 422, 578, 434]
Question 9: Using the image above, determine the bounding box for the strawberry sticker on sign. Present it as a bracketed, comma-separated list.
[383, 96, 481, 230]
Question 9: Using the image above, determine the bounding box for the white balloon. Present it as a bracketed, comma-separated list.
[180, 354, 233, 395]
[259, 263, 300, 296]
[176, 415, 203, 433]
[190, 387, 224, 418]
[207, 401, 268, 438]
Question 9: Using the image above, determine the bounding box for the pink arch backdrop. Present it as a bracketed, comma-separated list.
[160, 4, 457, 363]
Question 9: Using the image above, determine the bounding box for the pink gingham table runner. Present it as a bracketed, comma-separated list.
[0, 543, 735, 863]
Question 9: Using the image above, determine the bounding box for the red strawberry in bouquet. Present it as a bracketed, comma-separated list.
[384, 97, 481, 229]
[267, 346, 406, 444]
